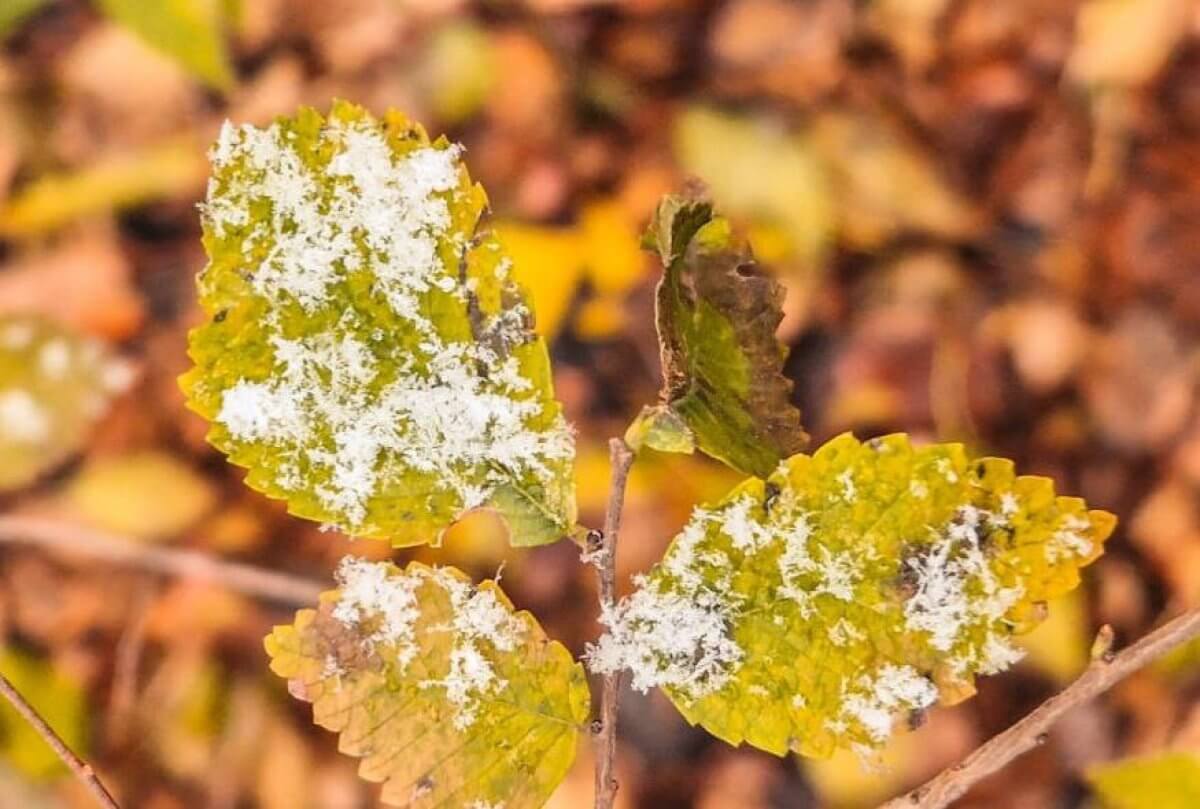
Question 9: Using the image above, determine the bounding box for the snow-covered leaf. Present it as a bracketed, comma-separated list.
[0, 316, 133, 492]
[265, 559, 590, 809]
[588, 433, 1114, 758]
[180, 102, 576, 546]
[647, 192, 807, 478]
[1088, 751, 1200, 809]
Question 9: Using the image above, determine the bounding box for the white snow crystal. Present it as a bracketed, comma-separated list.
[840, 664, 937, 744]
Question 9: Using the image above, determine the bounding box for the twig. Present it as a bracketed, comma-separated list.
[593, 438, 635, 809]
[105, 580, 156, 749]
[0, 671, 121, 809]
[0, 515, 323, 606]
[881, 607, 1200, 809]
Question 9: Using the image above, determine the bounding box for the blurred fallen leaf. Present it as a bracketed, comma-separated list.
[96, 0, 235, 91]
[1081, 309, 1194, 452]
[1068, 0, 1190, 88]
[0, 228, 145, 339]
[1017, 589, 1090, 684]
[709, 0, 850, 103]
[419, 19, 495, 125]
[0, 0, 47, 39]
[1087, 751, 1200, 809]
[57, 23, 199, 147]
[675, 106, 833, 271]
[811, 109, 979, 249]
[866, 0, 954, 72]
[989, 299, 1092, 394]
[0, 316, 134, 493]
[141, 650, 226, 780]
[63, 450, 217, 542]
[497, 198, 645, 338]
[0, 141, 206, 237]
[0, 648, 88, 782]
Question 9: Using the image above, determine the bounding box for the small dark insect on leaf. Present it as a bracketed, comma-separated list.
[907, 708, 928, 730]
[214, 309, 228, 323]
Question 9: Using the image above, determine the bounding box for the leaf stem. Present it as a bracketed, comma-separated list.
[593, 437, 635, 809]
[881, 606, 1200, 809]
[0, 671, 121, 809]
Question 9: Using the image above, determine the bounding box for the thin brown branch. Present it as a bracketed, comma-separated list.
[105, 580, 156, 749]
[0, 671, 121, 809]
[593, 437, 635, 809]
[0, 515, 323, 606]
[881, 607, 1200, 809]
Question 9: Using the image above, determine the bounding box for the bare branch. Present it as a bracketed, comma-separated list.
[593, 438, 635, 809]
[881, 607, 1200, 809]
[0, 671, 121, 809]
[0, 515, 323, 605]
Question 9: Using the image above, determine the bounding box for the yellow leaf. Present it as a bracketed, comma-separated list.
[495, 222, 586, 338]
[674, 106, 834, 270]
[1015, 589, 1090, 684]
[65, 450, 217, 542]
[811, 110, 978, 249]
[0, 141, 206, 237]
[181, 103, 576, 546]
[1088, 752, 1200, 809]
[266, 560, 590, 809]
[96, 0, 234, 90]
[589, 433, 1114, 758]
[0, 649, 88, 781]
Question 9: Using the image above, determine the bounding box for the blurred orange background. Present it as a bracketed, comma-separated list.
[2, 1, 1200, 807]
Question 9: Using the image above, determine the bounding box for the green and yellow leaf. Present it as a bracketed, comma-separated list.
[588, 433, 1114, 758]
[180, 102, 576, 546]
[1087, 751, 1200, 809]
[647, 192, 807, 478]
[96, 0, 234, 91]
[266, 559, 590, 809]
[0, 316, 134, 492]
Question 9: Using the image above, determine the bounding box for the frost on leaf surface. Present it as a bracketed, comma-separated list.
[266, 559, 590, 809]
[181, 102, 576, 546]
[641, 191, 807, 478]
[587, 433, 1115, 758]
[0, 315, 133, 492]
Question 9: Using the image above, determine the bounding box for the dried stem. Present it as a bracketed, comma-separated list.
[593, 437, 635, 809]
[881, 606, 1200, 809]
[0, 515, 323, 605]
[0, 671, 121, 809]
